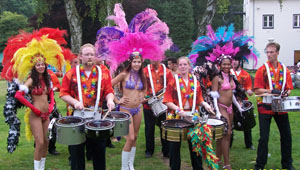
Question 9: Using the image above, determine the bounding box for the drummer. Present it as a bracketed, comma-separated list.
[231, 58, 255, 150]
[60, 43, 115, 170]
[143, 60, 173, 158]
[163, 56, 213, 170]
[254, 42, 294, 170]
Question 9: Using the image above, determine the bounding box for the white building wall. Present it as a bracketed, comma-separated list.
[243, 0, 300, 70]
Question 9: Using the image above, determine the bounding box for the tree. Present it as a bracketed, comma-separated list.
[161, 0, 195, 56]
[197, 0, 217, 36]
[35, 0, 120, 53]
[0, 0, 35, 18]
[0, 11, 32, 51]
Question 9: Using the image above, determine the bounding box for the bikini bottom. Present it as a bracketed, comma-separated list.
[120, 104, 142, 116]
[218, 103, 233, 114]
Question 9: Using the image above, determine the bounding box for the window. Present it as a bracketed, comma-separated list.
[293, 14, 300, 28]
[263, 15, 274, 29]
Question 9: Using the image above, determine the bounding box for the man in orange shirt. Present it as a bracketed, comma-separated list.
[254, 42, 294, 170]
[60, 43, 114, 170]
[231, 58, 255, 150]
[143, 60, 173, 158]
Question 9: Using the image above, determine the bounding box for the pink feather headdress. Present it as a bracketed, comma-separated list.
[108, 32, 163, 71]
[97, 3, 173, 73]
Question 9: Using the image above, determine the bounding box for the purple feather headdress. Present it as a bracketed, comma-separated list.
[95, 3, 173, 73]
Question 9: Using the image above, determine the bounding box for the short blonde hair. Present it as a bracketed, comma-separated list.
[79, 43, 96, 56]
[177, 56, 191, 65]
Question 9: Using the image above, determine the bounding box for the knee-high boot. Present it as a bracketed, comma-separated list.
[40, 158, 46, 170]
[34, 160, 40, 170]
[128, 147, 136, 170]
[121, 150, 130, 170]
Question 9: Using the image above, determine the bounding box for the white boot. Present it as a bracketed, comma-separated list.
[40, 158, 46, 170]
[121, 151, 130, 170]
[128, 147, 136, 170]
[34, 160, 40, 170]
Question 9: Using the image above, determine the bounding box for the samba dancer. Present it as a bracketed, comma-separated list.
[98, 4, 173, 169]
[163, 57, 213, 170]
[60, 43, 115, 170]
[254, 42, 294, 170]
[2, 28, 66, 170]
[143, 60, 172, 158]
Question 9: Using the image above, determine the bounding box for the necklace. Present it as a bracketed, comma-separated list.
[269, 62, 283, 89]
[80, 65, 97, 98]
[178, 74, 194, 99]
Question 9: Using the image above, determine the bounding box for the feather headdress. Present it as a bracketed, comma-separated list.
[95, 3, 173, 72]
[1, 28, 67, 82]
[188, 24, 258, 67]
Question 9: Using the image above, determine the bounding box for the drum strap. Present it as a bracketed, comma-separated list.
[264, 62, 287, 91]
[147, 64, 166, 97]
[175, 74, 197, 114]
[76, 65, 102, 112]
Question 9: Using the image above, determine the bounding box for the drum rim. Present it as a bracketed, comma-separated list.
[162, 119, 194, 128]
[206, 118, 224, 126]
[56, 116, 85, 127]
[106, 111, 130, 121]
[85, 120, 115, 131]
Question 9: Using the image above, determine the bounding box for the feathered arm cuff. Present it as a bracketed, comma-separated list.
[210, 91, 220, 98]
[19, 85, 29, 94]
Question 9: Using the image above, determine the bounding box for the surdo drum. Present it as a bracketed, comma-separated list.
[105, 111, 130, 137]
[233, 100, 256, 131]
[85, 120, 115, 139]
[148, 96, 168, 117]
[206, 118, 225, 140]
[161, 119, 194, 142]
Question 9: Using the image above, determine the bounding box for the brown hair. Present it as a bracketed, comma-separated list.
[266, 42, 280, 52]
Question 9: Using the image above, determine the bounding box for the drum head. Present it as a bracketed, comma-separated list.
[162, 119, 193, 128]
[207, 119, 224, 126]
[106, 111, 130, 120]
[56, 116, 85, 127]
[86, 120, 115, 130]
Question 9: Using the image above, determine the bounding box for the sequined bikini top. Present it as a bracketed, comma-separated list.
[125, 70, 143, 90]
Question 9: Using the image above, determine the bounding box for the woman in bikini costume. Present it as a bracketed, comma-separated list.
[211, 55, 243, 170]
[111, 52, 146, 170]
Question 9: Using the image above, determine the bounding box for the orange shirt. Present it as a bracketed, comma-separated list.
[48, 70, 60, 91]
[254, 61, 293, 114]
[163, 73, 204, 119]
[232, 69, 252, 91]
[60, 64, 114, 108]
[143, 64, 173, 109]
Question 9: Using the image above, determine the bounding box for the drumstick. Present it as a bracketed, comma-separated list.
[84, 107, 94, 111]
[102, 111, 110, 120]
[255, 93, 275, 97]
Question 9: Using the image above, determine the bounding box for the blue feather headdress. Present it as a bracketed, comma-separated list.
[188, 24, 258, 67]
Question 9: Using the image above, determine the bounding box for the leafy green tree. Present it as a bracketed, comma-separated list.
[0, 0, 35, 17]
[162, 0, 195, 56]
[0, 11, 32, 51]
[35, 0, 120, 53]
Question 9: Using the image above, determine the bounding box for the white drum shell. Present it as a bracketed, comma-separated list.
[282, 96, 300, 112]
[148, 97, 167, 117]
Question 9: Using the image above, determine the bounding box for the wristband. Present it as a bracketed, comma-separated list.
[175, 108, 182, 114]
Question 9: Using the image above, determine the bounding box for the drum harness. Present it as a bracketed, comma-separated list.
[175, 74, 197, 117]
[76, 65, 102, 118]
[147, 64, 168, 116]
[263, 62, 286, 104]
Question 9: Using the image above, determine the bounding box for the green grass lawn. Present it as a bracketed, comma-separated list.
[0, 79, 299, 170]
